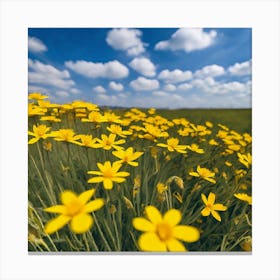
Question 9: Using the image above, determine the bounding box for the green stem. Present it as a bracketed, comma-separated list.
[92, 213, 112, 251]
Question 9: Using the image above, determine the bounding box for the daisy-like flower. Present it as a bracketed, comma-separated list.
[189, 165, 216, 183]
[157, 138, 187, 154]
[106, 124, 132, 138]
[28, 124, 52, 144]
[201, 192, 227, 222]
[237, 152, 252, 168]
[87, 161, 130, 190]
[81, 111, 106, 124]
[133, 206, 200, 251]
[112, 147, 144, 166]
[94, 134, 125, 150]
[234, 193, 252, 205]
[50, 129, 80, 144]
[186, 143, 204, 154]
[75, 134, 97, 148]
[44, 189, 104, 234]
[28, 92, 49, 100]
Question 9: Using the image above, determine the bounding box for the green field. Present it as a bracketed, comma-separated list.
[28, 98, 252, 252]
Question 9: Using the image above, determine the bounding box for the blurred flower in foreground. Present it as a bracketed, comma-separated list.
[44, 189, 104, 234]
[133, 206, 200, 251]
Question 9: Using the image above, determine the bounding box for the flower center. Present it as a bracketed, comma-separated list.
[156, 223, 172, 241]
[66, 200, 84, 216]
[103, 169, 114, 179]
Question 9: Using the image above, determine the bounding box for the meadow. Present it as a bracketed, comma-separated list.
[28, 93, 252, 252]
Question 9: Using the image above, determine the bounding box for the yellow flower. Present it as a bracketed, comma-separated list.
[201, 192, 227, 222]
[209, 139, 219, 146]
[44, 189, 104, 234]
[189, 165, 216, 183]
[157, 138, 187, 154]
[81, 111, 106, 123]
[103, 112, 122, 123]
[133, 206, 200, 251]
[28, 92, 49, 100]
[94, 134, 125, 150]
[234, 193, 252, 205]
[237, 152, 252, 168]
[28, 124, 51, 144]
[28, 103, 46, 116]
[205, 121, 213, 128]
[87, 161, 130, 190]
[107, 124, 132, 138]
[112, 147, 143, 166]
[76, 134, 97, 148]
[40, 116, 61, 122]
[50, 129, 80, 144]
[186, 143, 204, 154]
[156, 183, 168, 194]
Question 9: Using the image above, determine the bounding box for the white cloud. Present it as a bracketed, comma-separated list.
[130, 77, 159, 91]
[28, 85, 50, 94]
[129, 57, 156, 77]
[194, 64, 225, 78]
[163, 84, 176, 92]
[70, 88, 81, 94]
[191, 77, 216, 89]
[28, 59, 75, 89]
[93, 86, 106, 94]
[65, 60, 129, 79]
[155, 28, 217, 52]
[191, 77, 251, 96]
[109, 81, 124, 91]
[178, 83, 193, 91]
[152, 91, 168, 97]
[28, 36, 47, 53]
[106, 28, 146, 56]
[55, 91, 69, 97]
[158, 69, 192, 84]
[228, 60, 252, 76]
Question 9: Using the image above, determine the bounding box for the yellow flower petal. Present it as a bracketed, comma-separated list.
[213, 204, 227, 211]
[138, 232, 166, 251]
[112, 177, 126, 183]
[116, 171, 130, 177]
[28, 137, 39, 144]
[61, 190, 77, 205]
[163, 209, 182, 226]
[70, 213, 93, 234]
[88, 177, 104, 183]
[78, 189, 95, 204]
[173, 225, 200, 243]
[133, 217, 156, 232]
[145, 205, 162, 224]
[189, 172, 199, 177]
[211, 210, 221, 222]
[44, 215, 71, 234]
[103, 178, 113, 189]
[166, 238, 186, 252]
[44, 205, 66, 214]
[201, 193, 208, 205]
[205, 177, 216, 184]
[208, 192, 216, 205]
[84, 199, 104, 213]
[201, 207, 211, 216]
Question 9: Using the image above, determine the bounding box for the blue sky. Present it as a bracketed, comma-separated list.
[28, 28, 251, 108]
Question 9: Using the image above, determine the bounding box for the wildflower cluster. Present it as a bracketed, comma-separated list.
[28, 93, 252, 252]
